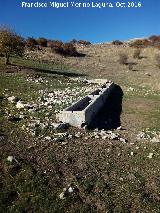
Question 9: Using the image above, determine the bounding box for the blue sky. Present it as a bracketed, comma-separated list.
[0, 0, 159, 43]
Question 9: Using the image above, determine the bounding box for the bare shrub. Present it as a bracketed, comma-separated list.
[155, 54, 160, 68]
[77, 40, 91, 45]
[133, 48, 141, 59]
[37, 37, 47, 47]
[112, 40, 123, 45]
[0, 27, 25, 64]
[70, 39, 77, 44]
[155, 44, 160, 50]
[130, 39, 150, 48]
[128, 63, 134, 71]
[51, 41, 79, 57]
[26, 37, 38, 49]
[62, 43, 78, 56]
[118, 53, 128, 65]
[149, 35, 160, 46]
[50, 40, 64, 54]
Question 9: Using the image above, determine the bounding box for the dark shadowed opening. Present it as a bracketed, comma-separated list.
[88, 84, 123, 130]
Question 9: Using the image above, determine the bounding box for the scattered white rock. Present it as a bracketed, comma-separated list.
[45, 136, 51, 140]
[102, 135, 108, 140]
[75, 132, 82, 138]
[7, 156, 14, 162]
[68, 187, 74, 193]
[117, 126, 122, 130]
[151, 137, 160, 143]
[137, 129, 160, 143]
[119, 138, 126, 143]
[19, 114, 25, 119]
[8, 96, 16, 103]
[68, 134, 73, 139]
[59, 192, 65, 199]
[51, 122, 70, 130]
[147, 153, 154, 159]
[59, 188, 67, 199]
[110, 133, 119, 140]
[16, 101, 25, 109]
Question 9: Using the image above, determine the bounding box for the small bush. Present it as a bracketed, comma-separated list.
[130, 39, 150, 48]
[51, 41, 79, 57]
[133, 48, 141, 59]
[50, 40, 64, 54]
[26, 37, 38, 49]
[62, 43, 78, 56]
[155, 54, 160, 68]
[70, 39, 77, 44]
[118, 53, 128, 65]
[0, 27, 25, 64]
[112, 40, 123, 45]
[149, 35, 160, 43]
[155, 44, 160, 50]
[47, 40, 61, 48]
[37, 37, 47, 47]
[148, 35, 160, 48]
[77, 40, 91, 45]
[128, 63, 133, 71]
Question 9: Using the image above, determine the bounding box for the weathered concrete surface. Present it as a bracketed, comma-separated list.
[56, 81, 122, 128]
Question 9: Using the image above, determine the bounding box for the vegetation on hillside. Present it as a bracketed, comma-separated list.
[0, 29, 160, 212]
[0, 27, 25, 64]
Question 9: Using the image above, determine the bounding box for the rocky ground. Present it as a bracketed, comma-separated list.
[0, 44, 160, 212]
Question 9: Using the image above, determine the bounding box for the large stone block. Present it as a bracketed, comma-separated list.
[56, 81, 122, 128]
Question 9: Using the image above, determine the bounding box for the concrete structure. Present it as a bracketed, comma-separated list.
[56, 81, 118, 128]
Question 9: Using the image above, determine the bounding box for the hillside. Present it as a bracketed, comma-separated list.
[0, 42, 160, 212]
[25, 42, 160, 90]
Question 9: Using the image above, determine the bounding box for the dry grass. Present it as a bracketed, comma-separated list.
[25, 44, 160, 91]
[118, 52, 128, 65]
[133, 48, 142, 59]
[0, 43, 160, 212]
[154, 53, 160, 69]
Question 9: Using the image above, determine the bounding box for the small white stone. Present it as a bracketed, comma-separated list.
[68, 134, 73, 139]
[151, 137, 159, 143]
[45, 136, 51, 140]
[117, 126, 122, 130]
[68, 187, 74, 193]
[119, 138, 126, 143]
[7, 156, 14, 162]
[21, 125, 26, 130]
[102, 135, 107, 140]
[19, 114, 25, 119]
[147, 153, 154, 159]
[110, 133, 119, 140]
[16, 101, 25, 109]
[8, 96, 16, 103]
[48, 105, 52, 109]
[75, 133, 81, 138]
[130, 152, 134, 156]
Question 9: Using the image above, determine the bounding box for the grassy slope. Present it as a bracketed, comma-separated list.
[24, 44, 160, 90]
[0, 44, 160, 212]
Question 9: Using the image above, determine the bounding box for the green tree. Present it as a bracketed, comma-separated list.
[0, 27, 25, 64]
[26, 37, 38, 49]
[37, 37, 47, 47]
